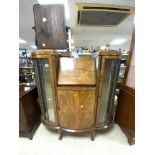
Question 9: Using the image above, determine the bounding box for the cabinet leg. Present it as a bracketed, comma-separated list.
[90, 131, 95, 141]
[29, 135, 33, 140]
[58, 131, 63, 140]
[128, 137, 135, 145]
[28, 133, 33, 140]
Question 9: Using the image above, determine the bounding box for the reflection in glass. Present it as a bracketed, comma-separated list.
[97, 59, 119, 124]
[35, 59, 55, 122]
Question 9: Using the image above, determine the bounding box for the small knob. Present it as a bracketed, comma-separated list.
[80, 105, 84, 108]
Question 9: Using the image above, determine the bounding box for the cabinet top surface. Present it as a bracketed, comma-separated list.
[19, 84, 36, 98]
[32, 49, 59, 56]
[93, 50, 120, 56]
[58, 57, 96, 85]
[32, 49, 120, 58]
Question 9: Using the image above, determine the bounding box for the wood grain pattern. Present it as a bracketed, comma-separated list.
[32, 49, 59, 56]
[33, 4, 67, 49]
[57, 88, 95, 129]
[58, 57, 96, 85]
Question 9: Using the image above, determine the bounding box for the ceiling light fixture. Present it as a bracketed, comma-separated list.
[31, 45, 37, 49]
[101, 46, 106, 50]
[19, 38, 26, 44]
[38, 0, 70, 19]
[110, 39, 126, 45]
[42, 17, 47, 22]
[42, 43, 46, 47]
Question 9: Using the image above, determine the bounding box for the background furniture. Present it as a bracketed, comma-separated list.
[32, 49, 120, 140]
[19, 84, 41, 140]
[33, 4, 68, 49]
[115, 28, 135, 145]
[19, 49, 35, 84]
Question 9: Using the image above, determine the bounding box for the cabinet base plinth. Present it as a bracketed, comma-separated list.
[41, 117, 114, 140]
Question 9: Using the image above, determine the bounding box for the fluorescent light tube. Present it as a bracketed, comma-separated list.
[42, 43, 46, 47]
[101, 46, 106, 49]
[110, 39, 126, 45]
[31, 45, 37, 49]
[19, 38, 26, 44]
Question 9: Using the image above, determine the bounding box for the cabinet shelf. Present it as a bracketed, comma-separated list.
[19, 67, 34, 69]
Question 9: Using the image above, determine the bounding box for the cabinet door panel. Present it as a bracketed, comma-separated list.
[58, 88, 95, 130]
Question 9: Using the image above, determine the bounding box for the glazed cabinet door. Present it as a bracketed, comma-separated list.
[34, 58, 56, 123]
[96, 58, 120, 126]
[57, 88, 96, 130]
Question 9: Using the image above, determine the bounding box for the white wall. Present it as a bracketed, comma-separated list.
[126, 46, 135, 89]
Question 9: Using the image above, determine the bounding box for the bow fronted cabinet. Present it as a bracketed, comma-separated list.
[32, 49, 120, 140]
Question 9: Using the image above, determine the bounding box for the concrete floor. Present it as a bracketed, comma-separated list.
[19, 123, 135, 155]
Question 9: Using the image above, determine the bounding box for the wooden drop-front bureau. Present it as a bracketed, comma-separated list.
[32, 49, 120, 140]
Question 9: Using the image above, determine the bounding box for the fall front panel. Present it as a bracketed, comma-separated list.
[58, 88, 95, 130]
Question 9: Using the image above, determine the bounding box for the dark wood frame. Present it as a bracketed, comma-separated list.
[115, 86, 135, 145]
[123, 27, 135, 86]
[19, 85, 41, 140]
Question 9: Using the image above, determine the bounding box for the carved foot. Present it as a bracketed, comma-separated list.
[90, 135, 95, 141]
[90, 131, 95, 141]
[58, 131, 63, 140]
[28, 134, 33, 140]
[128, 137, 135, 145]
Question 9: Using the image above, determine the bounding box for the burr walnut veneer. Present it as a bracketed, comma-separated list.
[32, 49, 120, 140]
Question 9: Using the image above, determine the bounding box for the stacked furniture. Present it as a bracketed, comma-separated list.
[32, 4, 121, 140]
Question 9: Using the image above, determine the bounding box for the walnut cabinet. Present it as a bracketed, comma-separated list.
[32, 49, 120, 140]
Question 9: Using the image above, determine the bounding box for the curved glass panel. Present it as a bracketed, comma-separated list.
[97, 59, 119, 124]
[34, 58, 55, 122]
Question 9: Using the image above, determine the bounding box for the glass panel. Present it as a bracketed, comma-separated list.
[106, 59, 120, 119]
[118, 53, 128, 78]
[97, 59, 117, 124]
[35, 58, 55, 122]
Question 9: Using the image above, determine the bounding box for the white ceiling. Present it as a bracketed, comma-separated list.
[19, 0, 135, 51]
